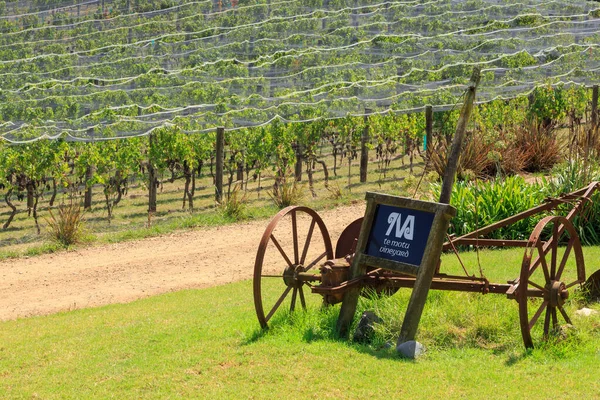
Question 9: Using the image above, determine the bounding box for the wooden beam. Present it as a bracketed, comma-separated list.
[438, 69, 481, 204]
[397, 68, 480, 345]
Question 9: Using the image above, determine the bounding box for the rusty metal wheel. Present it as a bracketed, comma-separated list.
[335, 217, 363, 258]
[519, 216, 586, 348]
[253, 206, 334, 329]
[585, 269, 600, 302]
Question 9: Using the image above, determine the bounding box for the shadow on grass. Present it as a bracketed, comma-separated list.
[241, 308, 414, 362]
[241, 305, 549, 365]
[504, 349, 532, 366]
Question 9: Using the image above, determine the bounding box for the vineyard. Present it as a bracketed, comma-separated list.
[1, 0, 600, 250]
[3, 2, 600, 397]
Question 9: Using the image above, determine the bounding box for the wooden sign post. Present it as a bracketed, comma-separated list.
[336, 68, 480, 344]
[336, 193, 456, 338]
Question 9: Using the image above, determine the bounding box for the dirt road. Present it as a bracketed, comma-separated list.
[0, 203, 364, 321]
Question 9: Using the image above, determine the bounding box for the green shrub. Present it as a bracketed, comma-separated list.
[549, 160, 600, 245]
[432, 165, 600, 245]
[431, 176, 547, 240]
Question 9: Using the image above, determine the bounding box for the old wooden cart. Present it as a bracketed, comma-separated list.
[253, 181, 600, 348]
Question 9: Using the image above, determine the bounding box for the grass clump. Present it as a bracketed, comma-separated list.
[326, 182, 345, 200]
[269, 177, 305, 208]
[220, 184, 248, 220]
[44, 202, 87, 247]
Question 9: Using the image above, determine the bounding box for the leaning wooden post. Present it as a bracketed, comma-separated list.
[215, 126, 225, 203]
[360, 109, 371, 183]
[397, 68, 481, 344]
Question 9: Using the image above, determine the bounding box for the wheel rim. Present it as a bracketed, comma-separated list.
[519, 216, 585, 348]
[335, 218, 363, 258]
[253, 206, 334, 329]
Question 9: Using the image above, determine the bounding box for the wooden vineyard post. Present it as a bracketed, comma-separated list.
[215, 127, 225, 203]
[148, 132, 157, 214]
[145, 105, 157, 214]
[425, 105, 433, 159]
[84, 127, 95, 210]
[360, 109, 371, 183]
[590, 85, 598, 157]
[84, 165, 94, 210]
[397, 68, 480, 344]
[592, 85, 598, 130]
[294, 143, 303, 182]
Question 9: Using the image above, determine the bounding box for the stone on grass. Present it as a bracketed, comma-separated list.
[353, 311, 382, 344]
[575, 307, 598, 317]
[396, 340, 426, 359]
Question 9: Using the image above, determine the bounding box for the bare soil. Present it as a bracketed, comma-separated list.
[0, 203, 365, 321]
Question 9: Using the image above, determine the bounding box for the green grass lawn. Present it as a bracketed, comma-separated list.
[1, 247, 599, 399]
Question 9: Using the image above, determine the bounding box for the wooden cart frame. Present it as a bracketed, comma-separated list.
[253, 181, 600, 348]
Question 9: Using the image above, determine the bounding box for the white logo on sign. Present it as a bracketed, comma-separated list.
[385, 213, 414, 240]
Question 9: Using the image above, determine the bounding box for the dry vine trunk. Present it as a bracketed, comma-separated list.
[3, 189, 17, 230]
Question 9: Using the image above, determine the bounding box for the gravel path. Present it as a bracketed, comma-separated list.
[0, 203, 364, 320]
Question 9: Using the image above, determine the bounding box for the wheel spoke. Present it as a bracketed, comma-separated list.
[270, 234, 294, 269]
[543, 307, 551, 337]
[528, 300, 548, 330]
[299, 286, 307, 310]
[551, 222, 558, 279]
[565, 280, 582, 289]
[292, 211, 299, 265]
[528, 256, 541, 277]
[304, 251, 329, 272]
[290, 287, 298, 312]
[300, 219, 316, 265]
[527, 279, 547, 292]
[261, 274, 286, 278]
[535, 242, 551, 283]
[558, 305, 572, 325]
[555, 237, 575, 281]
[551, 307, 558, 329]
[265, 286, 293, 322]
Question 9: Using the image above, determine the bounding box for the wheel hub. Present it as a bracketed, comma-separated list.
[547, 281, 568, 307]
[283, 264, 305, 287]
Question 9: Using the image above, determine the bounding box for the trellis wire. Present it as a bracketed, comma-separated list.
[0, 0, 599, 142]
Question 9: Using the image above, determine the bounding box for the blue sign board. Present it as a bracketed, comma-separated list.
[365, 204, 435, 267]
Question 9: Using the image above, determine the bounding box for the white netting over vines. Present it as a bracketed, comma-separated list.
[0, 0, 599, 142]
